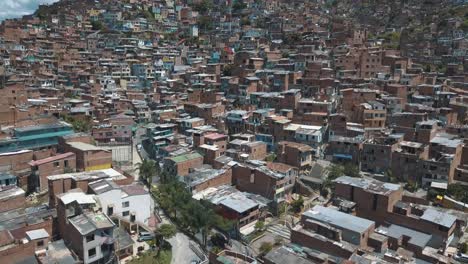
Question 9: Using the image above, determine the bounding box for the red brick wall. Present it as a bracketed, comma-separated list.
[192, 168, 232, 193]
[36, 155, 76, 191]
[291, 228, 355, 259]
[0, 241, 35, 264]
[0, 150, 33, 175]
[0, 194, 26, 213]
[48, 177, 73, 207]
[83, 150, 112, 171]
[175, 157, 204, 176]
[10, 217, 53, 241]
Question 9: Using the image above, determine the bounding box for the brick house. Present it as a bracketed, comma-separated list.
[276, 141, 314, 170]
[29, 152, 76, 192]
[333, 176, 458, 240]
[56, 190, 115, 264]
[163, 152, 204, 176]
[232, 160, 296, 202]
[63, 142, 112, 172]
[184, 167, 233, 194]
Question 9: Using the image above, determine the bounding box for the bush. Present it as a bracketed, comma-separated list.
[254, 221, 265, 231]
[447, 184, 468, 203]
[274, 237, 283, 246]
[291, 196, 304, 213]
[259, 242, 273, 254]
[210, 233, 227, 248]
[461, 242, 468, 254]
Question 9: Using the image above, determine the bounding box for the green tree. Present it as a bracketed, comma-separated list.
[265, 153, 276, 162]
[240, 17, 251, 26]
[198, 16, 214, 31]
[326, 164, 344, 180]
[447, 183, 468, 203]
[61, 114, 92, 132]
[91, 20, 105, 31]
[254, 221, 265, 231]
[186, 201, 214, 246]
[404, 180, 418, 193]
[232, 0, 247, 12]
[274, 236, 283, 246]
[385, 169, 398, 183]
[222, 64, 233, 76]
[155, 224, 177, 253]
[291, 195, 304, 213]
[343, 163, 360, 178]
[137, 159, 157, 187]
[259, 242, 273, 255]
[193, 0, 213, 14]
[461, 242, 468, 254]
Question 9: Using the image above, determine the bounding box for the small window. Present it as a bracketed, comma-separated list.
[37, 240, 44, 247]
[123, 211, 130, 217]
[122, 201, 130, 208]
[53, 161, 60, 167]
[88, 248, 96, 257]
[86, 234, 95, 242]
[107, 206, 113, 216]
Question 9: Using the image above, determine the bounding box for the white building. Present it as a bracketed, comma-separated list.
[89, 179, 153, 227]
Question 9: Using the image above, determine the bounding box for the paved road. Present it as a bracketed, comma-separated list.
[168, 233, 200, 264]
[154, 203, 201, 263]
[132, 126, 148, 181]
[230, 239, 255, 257]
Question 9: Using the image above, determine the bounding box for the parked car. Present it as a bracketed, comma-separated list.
[137, 231, 155, 242]
[455, 253, 468, 263]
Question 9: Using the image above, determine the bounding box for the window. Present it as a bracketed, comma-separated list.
[53, 161, 60, 167]
[37, 240, 44, 247]
[88, 248, 96, 257]
[107, 206, 113, 216]
[123, 211, 130, 217]
[122, 201, 130, 208]
[86, 234, 95, 242]
[372, 194, 378, 211]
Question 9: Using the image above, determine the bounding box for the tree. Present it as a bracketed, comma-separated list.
[259, 242, 273, 255]
[61, 114, 92, 133]
[240, 17, 251, 26]
[232, 0, 247, 12]
[274, 236, 283, 246]
[326, 164, 344, 180]
[385, 169, 398, 183]
[91, 20, 105, 31]
[210, 233, 227, 248]
[223, 64, 233, 76]
[155, 224, 177, 253]
[198, 16, 214, 31]
[254, 221, 265, 231]
[137, 159, 157, 187]
[265, 153, 276, 162]
[461, 242, 468, 254]
[404, 180, 418, 193]
[291, 196, 304, 213]
[185, 200, 213, 246]
[193, 0, 213, 14]
[447, 183, 468, 203]
[343, 163, 360, 178]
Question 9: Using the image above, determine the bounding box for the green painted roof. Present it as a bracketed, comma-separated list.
[169, 152, 203, 163]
